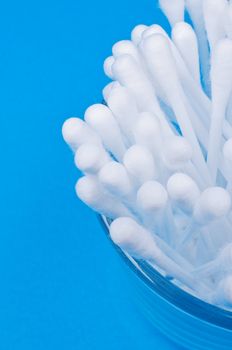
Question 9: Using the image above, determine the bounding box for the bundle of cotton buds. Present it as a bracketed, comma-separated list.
[63, 0, 232, 309]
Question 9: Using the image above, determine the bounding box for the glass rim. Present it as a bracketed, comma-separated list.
[99, 215, 232, 331]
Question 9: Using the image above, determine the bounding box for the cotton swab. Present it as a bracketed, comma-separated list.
[162, 136, 193, 171]
[136, 180, 168, 231]
[123, 145, 158, 186]
[223, 138, 232, 189]
[142, 34, 211, 185]
[63, 0, 232, 310]
[98, 161, 135, 208]
[158, 0, 185, 27]
[107, 86, 139, 145]
[179, 187, 231, 248]
[203, 0, 227, 51]
[102, 82, 119, 103]
[111, 54, 174, 136]
[171, 22, 201, 85]
[185, 0, 210, 90]
[136, 180, 177, 245]
[74, 143, 110, 175]
[84, 103, 126, 161]
[111, 54, 156, 112]
[207, 39, 232, 184]
[131, 24, 148, 45]
[225, 3, 232, 39]
[103, 56, 115, 80]
[112, 40, 141, 64]
[110, 217, 209, 294]
[75, 176, 132, 219]
[133, 112, 163, 159]
[62, 117, 101, 152]
[167, 173, 201, 215]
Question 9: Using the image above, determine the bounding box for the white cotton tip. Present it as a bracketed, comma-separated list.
[203, 0, 227, 50]
[98, 161, 133, 198]
[193, 187, 231, 225]
[141, 24, 168, 40]
[142, 34, 179, 99]
[137, 181, 168, 213]
[171, 22, 200, 84]
[103, 56, 115, 79]
[211, 39, 232, 97]
[84, 103, 126, 161]
[110, 217, 207, 294]
[223, 138, 232, 162]
[107, 85, 139, 144]
[214, 276, 232, 307]
[131, 24, 148, 45]
[123, 145, 158, 185]
[75, 176, 131, 218]
[109, 217, 160, 260]
[112, 40, 140, 63]
[62, 117, 101, 151]
[167, 173, 200, 214]
[74, 143, 110, 174]
[133, 112, 162, 154]
[102, 82, 116, 102]
[207, 39, 232, 183]
[159, 0, 185, 27]
[111, 54, 157, 114]
[162, 136, 193, 170]
[102, 81, 121, 103]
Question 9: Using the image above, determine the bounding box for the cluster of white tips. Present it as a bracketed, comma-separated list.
[62, 0, 232, 310]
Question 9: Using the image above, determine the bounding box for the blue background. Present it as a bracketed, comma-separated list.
[0, 1, 183, 349]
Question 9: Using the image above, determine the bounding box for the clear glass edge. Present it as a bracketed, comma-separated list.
[98, 215, 232, 331]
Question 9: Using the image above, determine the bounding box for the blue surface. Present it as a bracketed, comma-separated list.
[0, 1, 183, 349]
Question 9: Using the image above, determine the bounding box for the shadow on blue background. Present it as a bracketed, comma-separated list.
[0, 1, 184, 349]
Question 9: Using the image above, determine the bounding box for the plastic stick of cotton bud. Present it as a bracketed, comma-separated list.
[223, 139, 232, 189]
[142, 34, 211, 185]
[131, 24, 148, 46]
[225, 3, 232, 39]
[207, 39, 232, 184]
[123, 145, 158, 187]
[203, 0, 227, 52]
[98, 161, 137, 213]
[179, 187, 232, 253]
[84, 104, 126, 161]
[158, 0, 185, 27]
[62, 117, 101, 152]
[74, 143, 110, 175]
[75, 176, 133, 219]
[171, 22, 201, 85]
[107, 86, 140, 146]
[111, 54, 174, 137]
[141, 32, 207, 145]
[193, 243, 232, 279]
[110, 217, 209, 294]
[185, 0, 210, 91]
[140, 24, 210, 125]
